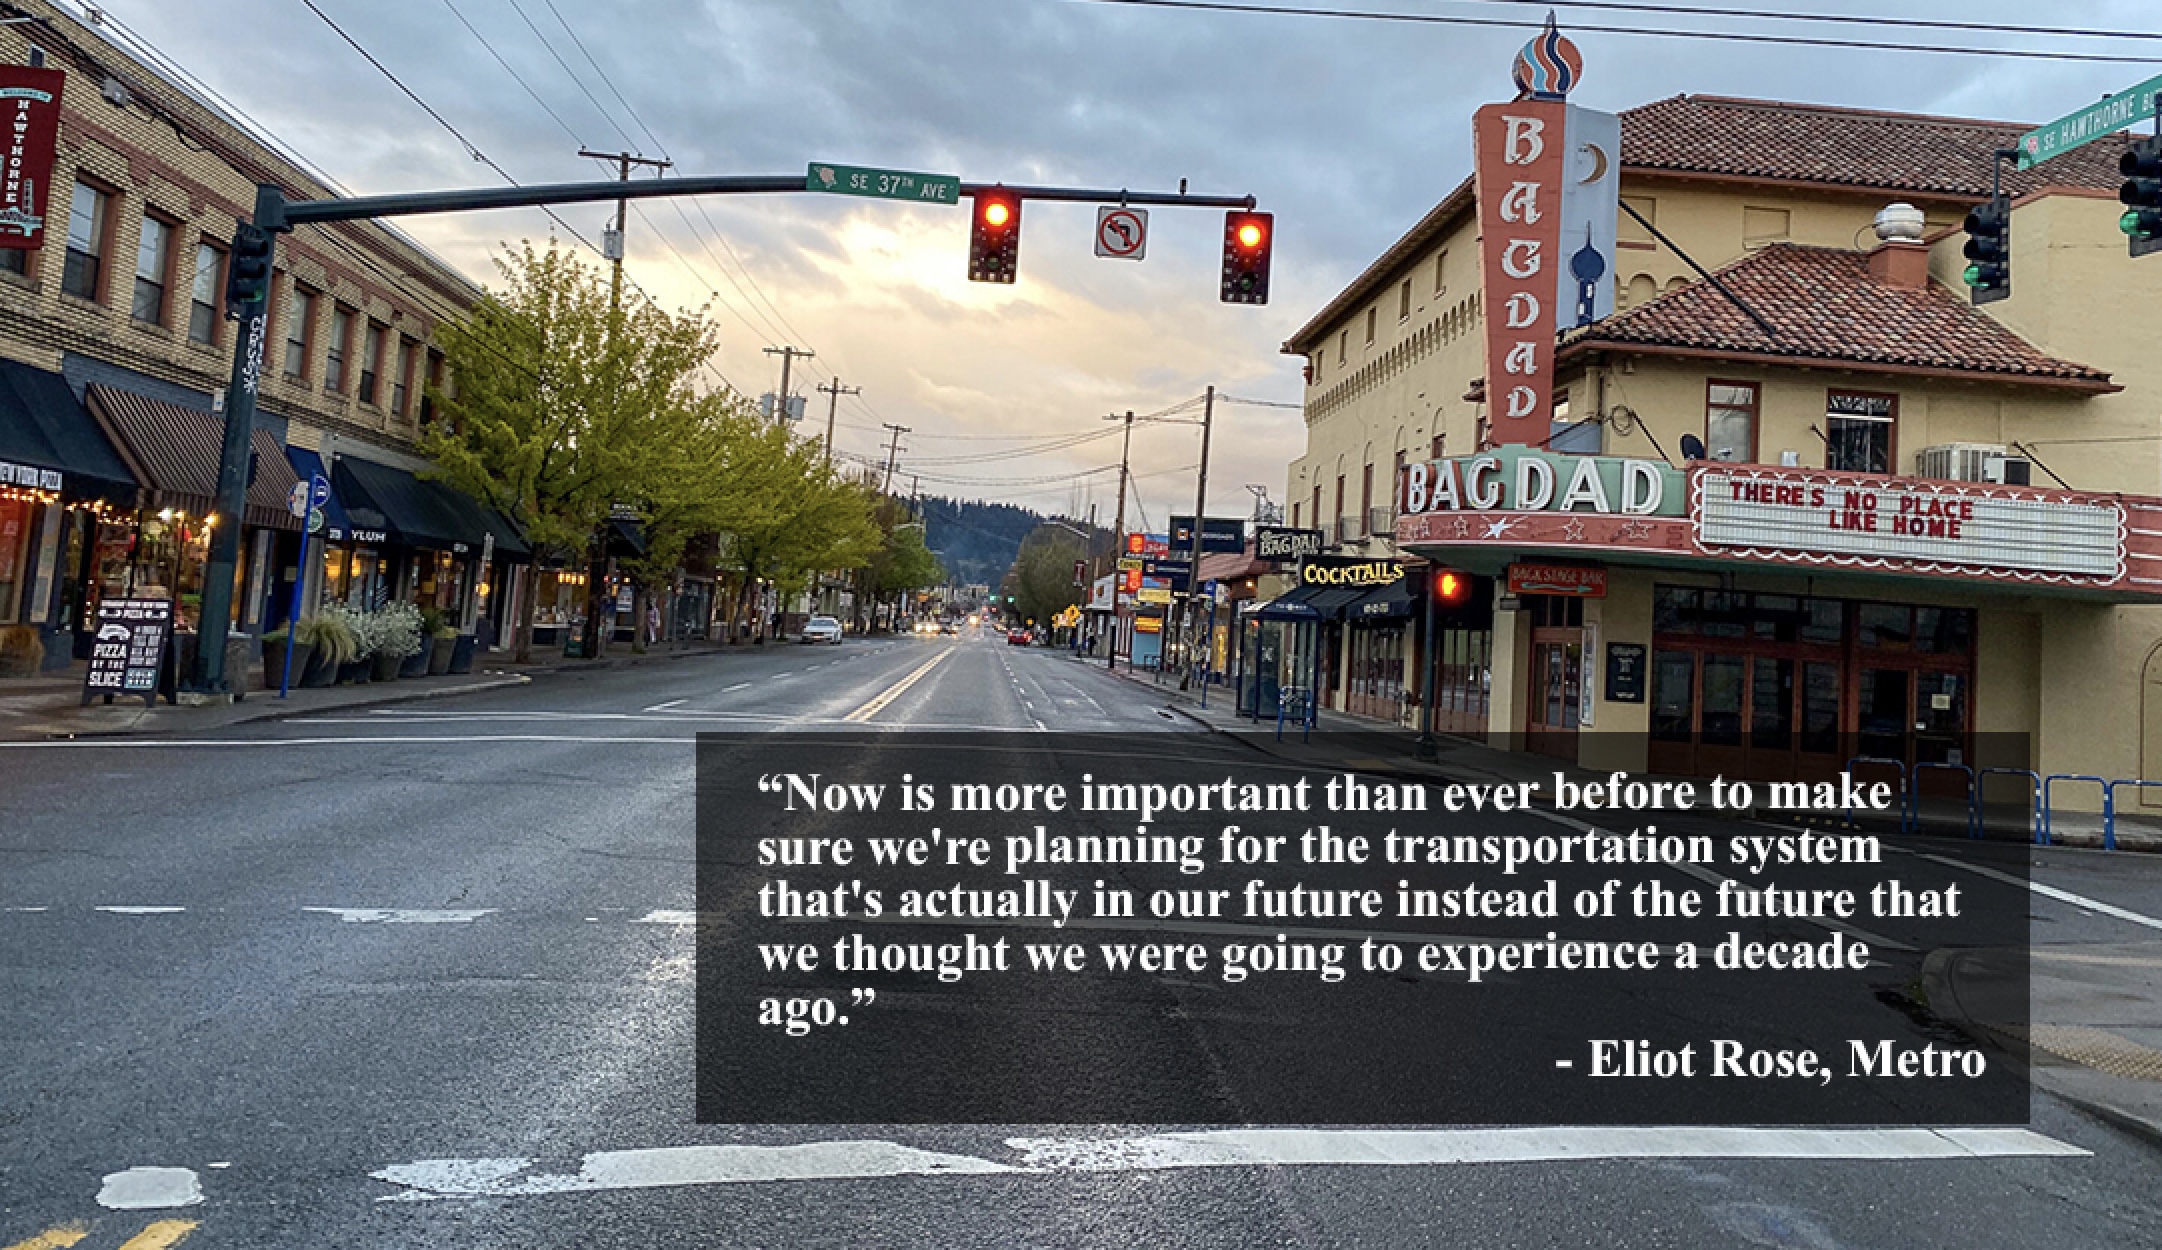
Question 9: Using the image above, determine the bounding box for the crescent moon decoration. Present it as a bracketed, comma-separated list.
[1580, 142, 1610, 186]
[1511, 14, 1584, 100]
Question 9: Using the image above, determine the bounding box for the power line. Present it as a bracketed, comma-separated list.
[540, 0, 675, 158]
[1456, 0, 2162, 45]
[502, 0, 637, 149]
[1065, 0, 2162, 64]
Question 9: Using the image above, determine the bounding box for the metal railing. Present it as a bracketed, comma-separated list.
[1277, 686, 1315, 743]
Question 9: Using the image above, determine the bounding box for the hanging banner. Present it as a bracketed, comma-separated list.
[1557, 103, 1620, 329]
[0, 66, 64, 250]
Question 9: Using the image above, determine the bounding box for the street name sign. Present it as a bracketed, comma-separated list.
[807, 162, 961, 205]
[2019, 73, 2162, 169]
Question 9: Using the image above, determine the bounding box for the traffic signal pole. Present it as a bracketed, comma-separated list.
[1178, 385, 1213, 691]
[189, 173, 1256, 694]
[1107, 409, 1134, 672]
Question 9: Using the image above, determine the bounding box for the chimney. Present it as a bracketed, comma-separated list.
[1867, 201, 1931, 288]
[1868, 239, 1931, 288]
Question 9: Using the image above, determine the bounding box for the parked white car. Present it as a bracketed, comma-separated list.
[801, 615, 844, 645]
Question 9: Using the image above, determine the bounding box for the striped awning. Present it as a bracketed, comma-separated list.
[86, 385, 303, 531]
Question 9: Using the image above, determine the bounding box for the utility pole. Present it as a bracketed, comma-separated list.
[576, 149, 670, 663]
[764, 345, 816, 423]
[879, 423, 910, 495]
[1106, 408, 1134, 671]
[817, 378, 859, 465]
[1179, 385, 1215, 690]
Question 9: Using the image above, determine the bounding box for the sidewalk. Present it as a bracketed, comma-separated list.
[1928, 942, 2162, 1146]
[0, 641, 739, 742]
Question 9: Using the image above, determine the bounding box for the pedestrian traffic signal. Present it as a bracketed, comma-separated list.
[225, 222, 274, 318]
[1220, 210, 1272, 304]
[1431, 567, 1471, 608]
[1961, 194, 2010, 305]
[968, 190, 1021, 283]
[2121, 136, 2162, 257]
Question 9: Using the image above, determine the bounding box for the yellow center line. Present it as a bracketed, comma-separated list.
[116, 1221, 199, 1250]
[2, 1226, 89, 1250]
[843, 649, 955, 723]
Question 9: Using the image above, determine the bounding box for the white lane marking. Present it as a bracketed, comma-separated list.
[724, 682, 752, 693]
[1915, 852, 2162, 932]
[97, 1166, 204, 1209]
[0, 735, 706, 749]
[770, 672, 793, 680]
[303, 907, 497, 924]
[1528, 809, 1912, 952]
[371, 1127, 2082, 1201]
[5, 905, 48, 912]
[643, 699, 687, 712]
[95, 906, 184, 915]
[634, 909, 696, 925]
[374, 1141, 1011, 1201]
[1002, 1126, 2086, 1172]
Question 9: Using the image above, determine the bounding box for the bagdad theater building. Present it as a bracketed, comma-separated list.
[1278, 22, 2162, 806]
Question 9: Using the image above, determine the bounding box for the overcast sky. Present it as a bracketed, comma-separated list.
[81, 0, 2162, 528]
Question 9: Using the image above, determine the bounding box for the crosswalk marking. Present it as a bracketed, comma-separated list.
[2, 1224, 89, 1250]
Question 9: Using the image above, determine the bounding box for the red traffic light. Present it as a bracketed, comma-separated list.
[969, 190, 1021, 284]
[1432, 568, 1471, 606]
[1221, 210, 1273, 305]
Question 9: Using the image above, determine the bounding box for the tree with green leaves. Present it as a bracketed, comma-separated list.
[708, 420, 882, 641]
[1006, 522, 1090, 630]
[422, 241, 720, 662]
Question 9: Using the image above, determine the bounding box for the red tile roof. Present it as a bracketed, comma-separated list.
[1561, 243, 2115, 390]
[1284, 94, 2132, 353]
[1620, 95, 2127, 199]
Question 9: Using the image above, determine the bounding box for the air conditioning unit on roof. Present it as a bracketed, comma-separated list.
[1915, 442, 2030, 486]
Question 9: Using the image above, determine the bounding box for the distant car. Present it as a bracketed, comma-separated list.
[801, 615, 843, 645]
[939, 621, 959, 635]
[1007, 628, 1029, 646]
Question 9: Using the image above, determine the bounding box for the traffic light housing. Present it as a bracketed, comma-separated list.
[2122, 136, 2162, 257]
[225, 222, 274, 318]
[1221, 210, 1272, 304]
[1431, 567, 1472, 609]
[1961, 194, 2010, 305]
[968, 189, 1021, 283]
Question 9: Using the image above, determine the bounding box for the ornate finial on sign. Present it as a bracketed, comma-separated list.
[1511, 11, 1582, 101]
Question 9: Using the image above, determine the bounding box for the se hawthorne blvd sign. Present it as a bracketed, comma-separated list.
[2018, 72, 2162, 169]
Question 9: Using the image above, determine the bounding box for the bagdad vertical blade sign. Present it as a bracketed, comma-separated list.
[1473, 20, 1617, 446]
[0, 66, 63, 250]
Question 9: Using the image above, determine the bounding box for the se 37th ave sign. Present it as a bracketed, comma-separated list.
[1095, 206, 1148, 260]
[806, 162, 962, 205]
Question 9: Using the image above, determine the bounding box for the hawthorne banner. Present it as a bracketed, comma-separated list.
[0, 66, 64, 251]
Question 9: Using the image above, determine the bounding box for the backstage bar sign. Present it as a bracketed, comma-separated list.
[1696, 468, 2123, 578]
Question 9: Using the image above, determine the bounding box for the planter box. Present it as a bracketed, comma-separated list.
[448, 635, 477, 674]
[336, 659, 371, 685]
[262, 640, 315, 691]
[428, 635, 455, 676]
[399, 649, 431, 679]
[372, 651, 403, 683]
[301, 648, 338, 687]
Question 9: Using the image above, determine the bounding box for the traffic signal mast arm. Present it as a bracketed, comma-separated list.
[259, 175, 1256, 229]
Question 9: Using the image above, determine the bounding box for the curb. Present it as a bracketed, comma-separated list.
[34, 673, 534, 740]
[1923, 948, 2162, 1151]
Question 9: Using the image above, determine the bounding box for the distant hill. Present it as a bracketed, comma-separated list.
[920, 496, 1044, 588]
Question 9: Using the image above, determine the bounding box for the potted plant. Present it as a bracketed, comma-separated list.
[320, 603, 372, 684]
[448, 631, 478, 674]
[428, 624, 457, 675]
[366, 601, 424, 680]
[301, 612, 355, 687]
[260, 625, 314, 690]
[0, 624, 43, 678]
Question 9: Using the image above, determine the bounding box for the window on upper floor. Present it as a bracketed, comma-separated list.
[62, 181, 109, 302]
[1706, 381, 1759, 463]
[1290, 501, 1301, 529]
[187, 242, 222, 345]
[285, 286, 316, 380]
[1434, 249, 1447, 295]
[1430, 433, 1444, 459]
[1364, 307, 1377, 345]
[392, 337, 415, 418]
[1743, 206, 1790, 248]
[1398, 279, 1412, 321]
[132, 214, 171, 324]
[1337, 330, 1347, 364]
[326, 305, 353, 392]
[0, 242, 25, 277]
[359, 320, 385, 405]
[1825, 390, 1895, 474]
[1549, 388, 1601, 454]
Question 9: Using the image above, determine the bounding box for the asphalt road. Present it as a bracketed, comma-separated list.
[2, 627, 2160, 1248]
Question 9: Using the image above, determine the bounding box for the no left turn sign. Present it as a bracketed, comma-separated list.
[1095, 206, 1148, 261]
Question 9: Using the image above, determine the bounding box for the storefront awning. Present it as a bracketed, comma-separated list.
[1346, 575, 1419, 621]
[0, 361, 136, 502]
[86, 385, 301, 529]
[332, 455, 530, 558]
[1248, 582, 1329, 621]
